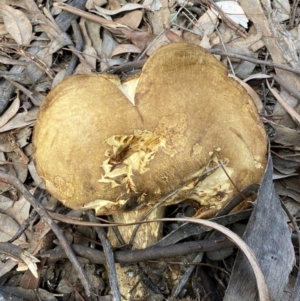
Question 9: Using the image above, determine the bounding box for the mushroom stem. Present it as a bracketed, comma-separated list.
[108, 206, 165, 300]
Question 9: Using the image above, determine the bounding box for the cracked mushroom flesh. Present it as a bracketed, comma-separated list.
[33, 42, 267, 298]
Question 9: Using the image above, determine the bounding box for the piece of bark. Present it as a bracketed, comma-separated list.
[223, 154, 294, 301]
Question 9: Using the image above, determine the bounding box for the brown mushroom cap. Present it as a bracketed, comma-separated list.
[33, 43, 267, 215]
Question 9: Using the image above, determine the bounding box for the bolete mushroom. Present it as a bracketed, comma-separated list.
[33, 43, 267, 299]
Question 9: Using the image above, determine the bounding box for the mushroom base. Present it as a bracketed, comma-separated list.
[108, 206, 165, 300]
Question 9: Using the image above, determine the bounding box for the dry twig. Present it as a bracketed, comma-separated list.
[86, 210, 121, 301]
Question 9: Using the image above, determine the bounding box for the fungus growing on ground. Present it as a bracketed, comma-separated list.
[33, 42, 267, 299]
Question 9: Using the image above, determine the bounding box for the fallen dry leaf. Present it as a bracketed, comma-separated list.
[0, 4, 32, 45]
[120, 28, 156, 50]
[4, 194, 31, 227]
[164, 27, 184, 43]
[0, 110, 38, 133]
[224, 155, 294, 301]
[0, 213, 27, 245]
[0, 94, 20, 128]
[212, 1, 249, 28]
[115, 10, 144, 28]
[111, 44, 142, 56]
[266, 80, 300, 127]
[17, 251, 40, 278]
[28, 160, 46, 189]
[195, 9, 219, 36]
[146, 0, 171, 34]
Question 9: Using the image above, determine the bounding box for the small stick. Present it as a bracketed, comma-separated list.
[209, 49, 300, 75]
[53, 2, 129, 34]
[41, 239, 235, 264]
[288, 0, 300, 29]
[87, 210, 121, 301]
